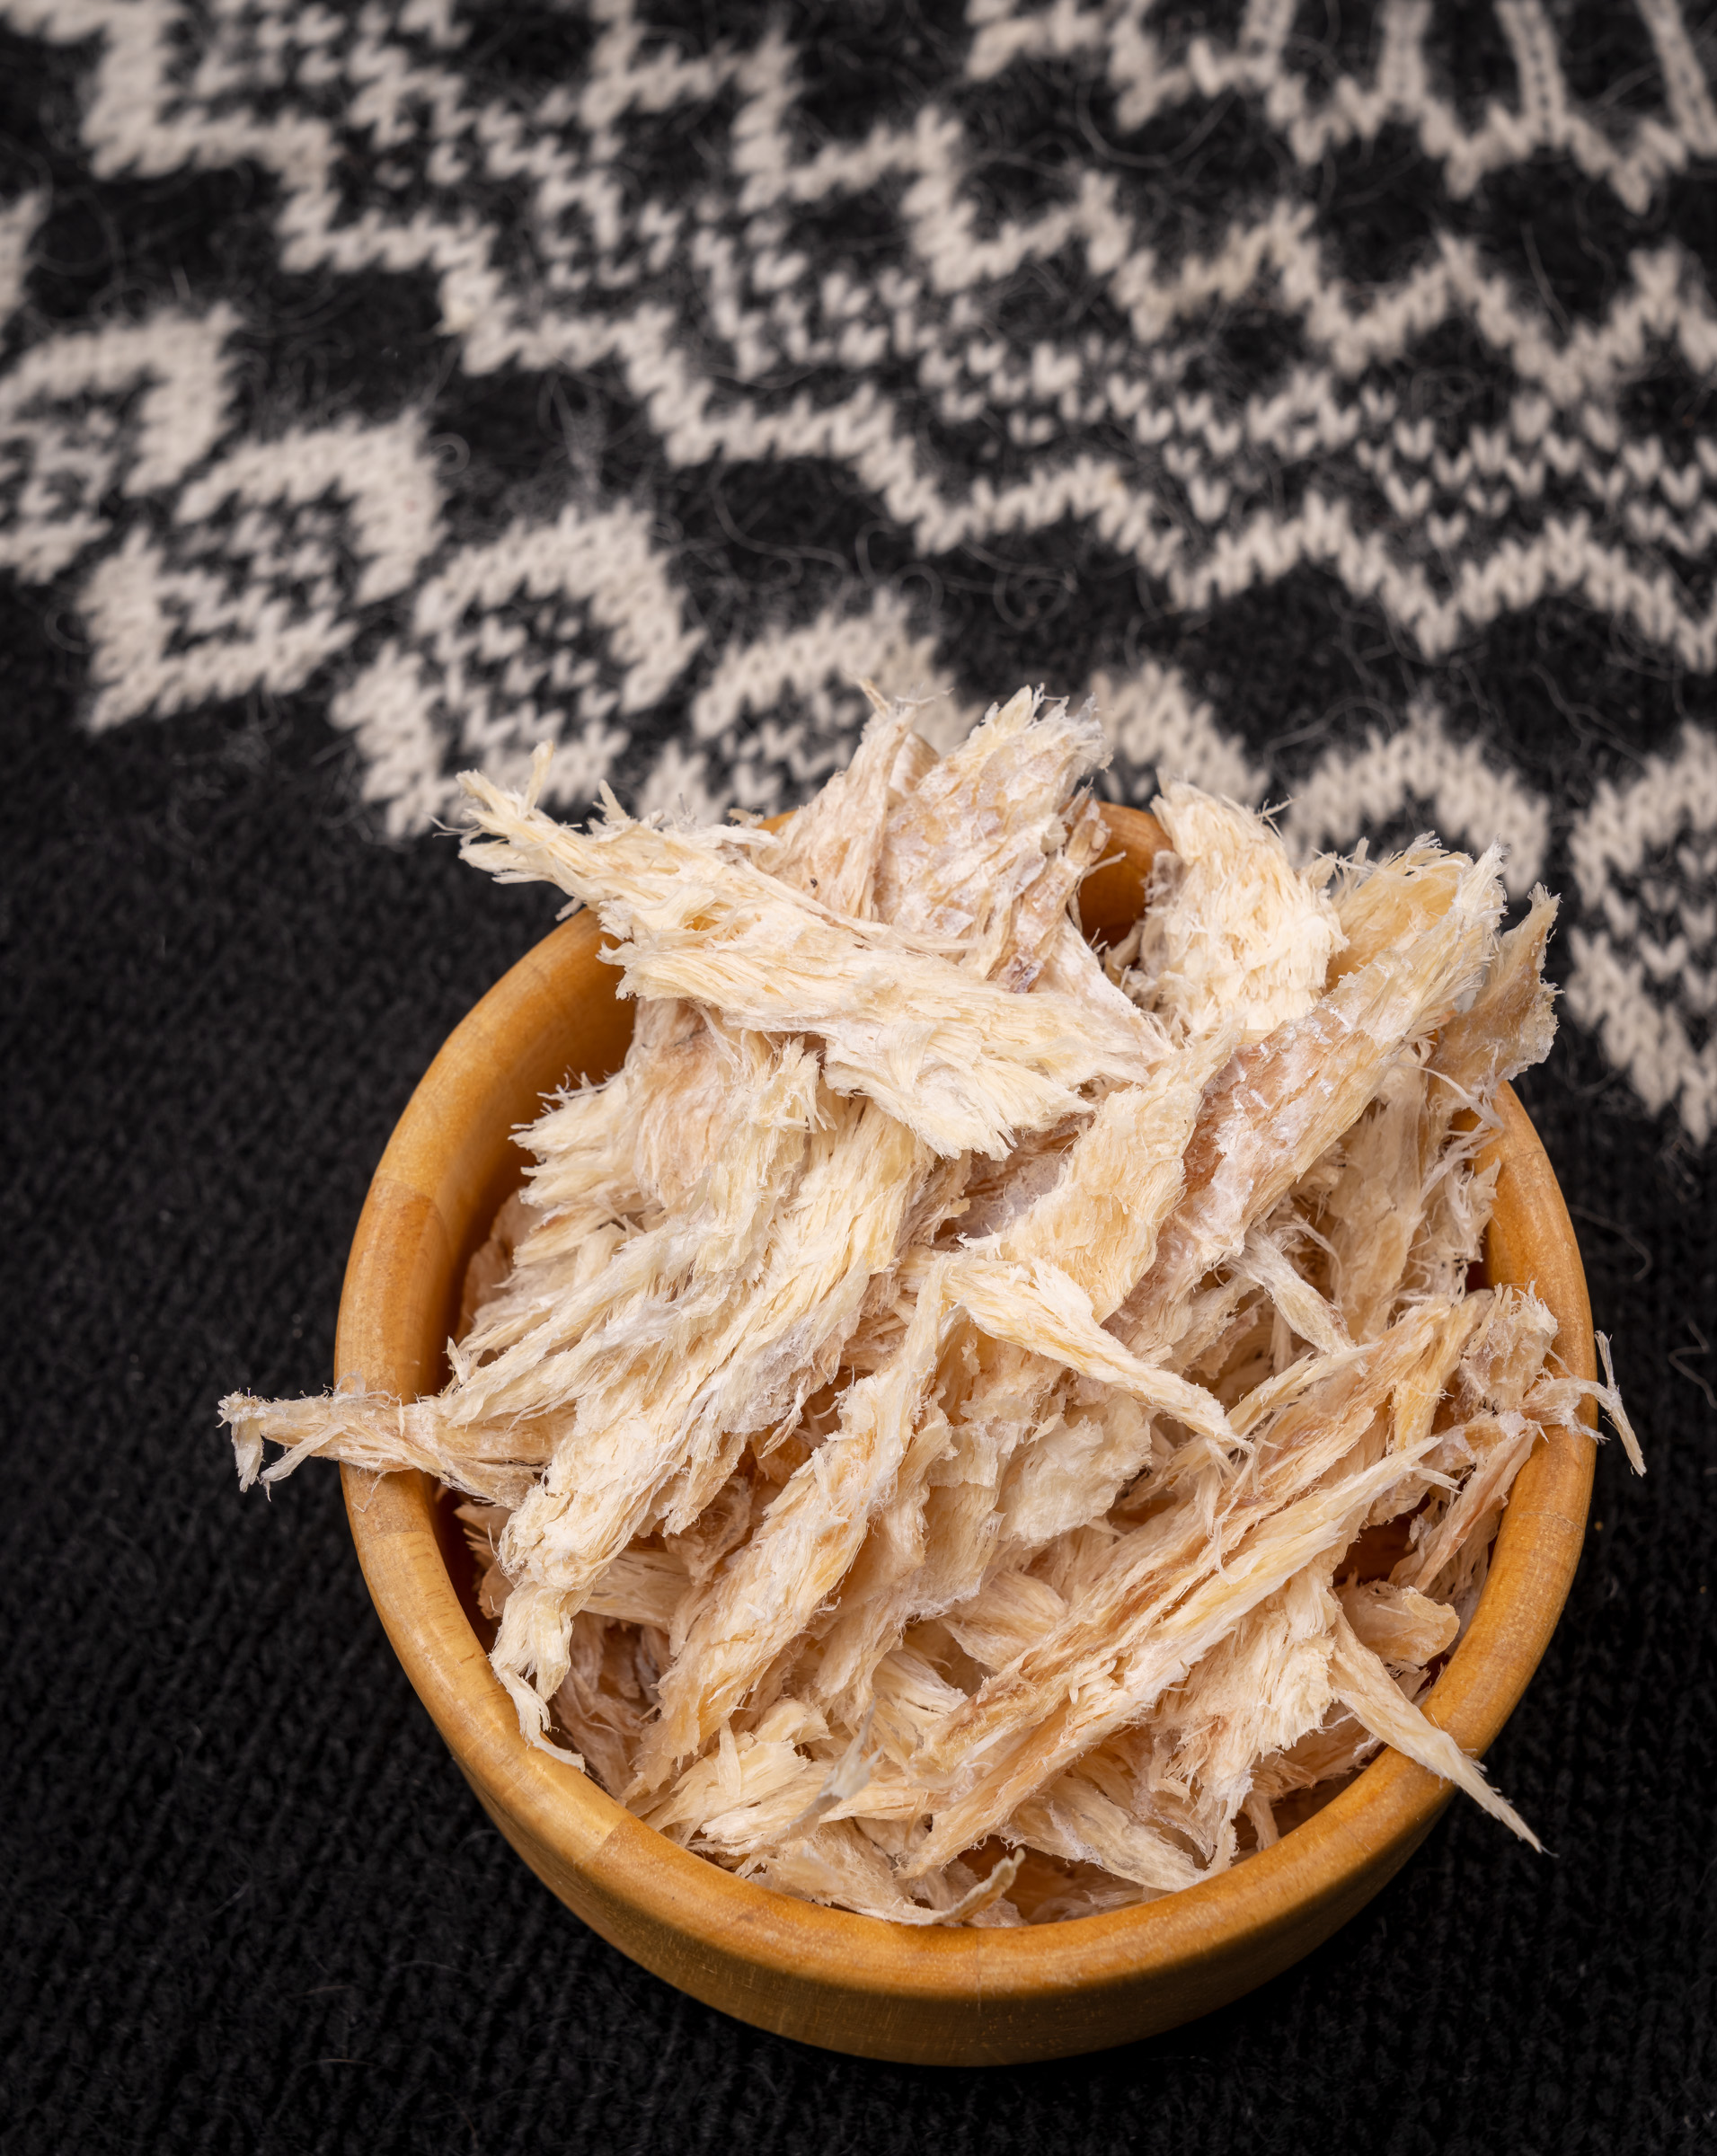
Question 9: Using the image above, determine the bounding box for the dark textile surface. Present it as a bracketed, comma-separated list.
[4, 4, 1714, 2151]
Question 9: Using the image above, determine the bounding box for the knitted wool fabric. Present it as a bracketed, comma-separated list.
[3, 5, 1713, 2152]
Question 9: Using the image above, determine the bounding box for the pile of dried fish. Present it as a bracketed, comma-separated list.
[225, 689, 1639, 1927]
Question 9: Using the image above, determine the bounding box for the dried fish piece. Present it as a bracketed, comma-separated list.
[224, 1383, 548, 1507]
[755, 692, 917, 918]
[1317, 888, 1563, 1341]
[553, 1614, 667, 1796]
[1328, 1609, 1539, 1846]
[740, 1822, 1024, 1928]
[1336, 1579, 1460, 1667]
[872, 687, 1107, 985]
[1526, 1332, 1644, 1475]
[1129, 781, 1343, 1042]
[1006, 1764, 1204, 1896]
[1131, 1567, 1344, 1865]
[1329, 840, 1470, 979]
[943, 1568, 1068, 1671]
[976, 1027, 1239, 1319]
[461, 737, 1164, 1162]
[1116, 844, 1507, 1362]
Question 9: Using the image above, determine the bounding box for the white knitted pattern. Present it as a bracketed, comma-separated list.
[1279, 692, 1552, 898]
[1566, 727, 1717, 1144]
[0, 0, 1713, 1140]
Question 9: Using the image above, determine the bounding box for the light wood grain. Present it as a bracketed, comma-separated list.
[336, 801, 1597, 2065]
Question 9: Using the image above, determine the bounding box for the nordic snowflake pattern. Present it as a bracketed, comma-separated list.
[1, 0, 1713, 1143]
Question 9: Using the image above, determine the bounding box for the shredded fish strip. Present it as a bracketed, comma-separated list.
[225, 688, 1639, 1926]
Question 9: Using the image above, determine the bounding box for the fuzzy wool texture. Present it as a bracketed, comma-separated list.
[226, 696, 1638, 1928]
[7, 4, 1717, 2147]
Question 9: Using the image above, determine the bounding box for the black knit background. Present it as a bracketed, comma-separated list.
[4, 4, 1716, 2152]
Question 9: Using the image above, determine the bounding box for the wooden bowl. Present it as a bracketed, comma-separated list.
[335, 803, 1596, 2066]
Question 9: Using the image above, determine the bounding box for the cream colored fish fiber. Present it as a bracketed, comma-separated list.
[223, 687, 1640, 1928]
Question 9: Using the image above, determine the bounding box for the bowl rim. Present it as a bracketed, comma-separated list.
[335, 801, 1597, 2059]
